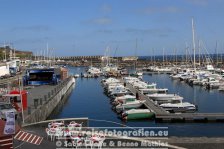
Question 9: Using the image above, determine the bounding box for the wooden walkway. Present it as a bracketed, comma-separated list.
[126, 82, 224, 123]
[156, 113, 224, 122]
[126, 83, 168, 115]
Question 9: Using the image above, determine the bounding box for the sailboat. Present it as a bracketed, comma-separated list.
[130, 39, 143, 78]
[101, 46, 118, 75]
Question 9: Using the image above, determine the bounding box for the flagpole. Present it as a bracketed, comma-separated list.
[19, 76, 25, 124]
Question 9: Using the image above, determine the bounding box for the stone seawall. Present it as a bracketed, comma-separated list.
[24, 77, 75, 124]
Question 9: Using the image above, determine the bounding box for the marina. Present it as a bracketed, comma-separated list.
[1, 63, 224, 149]
[1, 0, 224, 148]
[49, 66, 224, 137]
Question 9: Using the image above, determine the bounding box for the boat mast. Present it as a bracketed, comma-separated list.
[135, 38, 138, 72]
[215, 41, 218, 65]
[192, 18, 196, 71]
[4, 43, 7, 61]
[153, 48, 155, 66]
[221, 46, 223, 64]
[175, 48, 177, 66]
[150, 49, 153, 64]
[198, 40, 201, 66]
[47, 43, 49, 67]
[163, 48, 165, 66]
[13, 46, 16, 59]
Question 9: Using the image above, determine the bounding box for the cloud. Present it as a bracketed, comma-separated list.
[89, 17, 112, 25]
[137, 6, 182, 15]
[11, 25, 50, 32]
[101, 4, 112, 13]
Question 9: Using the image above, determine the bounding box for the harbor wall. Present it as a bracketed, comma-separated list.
[23, 77, 75, 124]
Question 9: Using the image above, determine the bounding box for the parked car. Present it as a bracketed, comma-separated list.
[0, 102, 18, 120]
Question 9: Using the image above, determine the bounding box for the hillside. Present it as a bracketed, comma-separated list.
[0, 46, 33, 60]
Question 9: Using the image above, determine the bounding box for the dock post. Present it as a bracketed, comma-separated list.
[34, 99, 39, 109]
[28, 107, 31, 114]
[40, 98, 43, 105]
[44, 95, 47, 102]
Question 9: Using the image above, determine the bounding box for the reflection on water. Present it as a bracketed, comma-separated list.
[52, 66, 224, 137]
[48, 83, 75, 119]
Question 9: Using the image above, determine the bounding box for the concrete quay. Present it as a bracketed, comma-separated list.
[21, 77, 75, 124]
[14, 120, 224, 149]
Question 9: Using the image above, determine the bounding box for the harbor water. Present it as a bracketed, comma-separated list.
[50, 66, 224, 137]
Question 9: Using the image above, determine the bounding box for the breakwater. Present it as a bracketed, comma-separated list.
[23, 77, 75, 124]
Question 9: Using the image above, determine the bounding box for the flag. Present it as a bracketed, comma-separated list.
[4, 111, 15, 135]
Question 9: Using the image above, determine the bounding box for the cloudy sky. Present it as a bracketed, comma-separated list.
[0, 0, 223, 56]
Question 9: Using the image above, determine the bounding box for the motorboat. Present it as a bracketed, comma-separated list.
[115, 100, 145, 113]
[160, 102, 197, 113]
[109, 86, 131, 97]
[112, 95, 136, 105]
[87, 66, 102, 75]
[101, 78, 120, 86]
[147, 93, 183, 104]
[106, 84, 125, 93]
[121, 109, 154, 120]
[139, 88, 168, 94]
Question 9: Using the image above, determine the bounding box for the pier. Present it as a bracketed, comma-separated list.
[126, 82, 224, 123]
[21, 76, 75, 124]
[126, 83, 168, 115]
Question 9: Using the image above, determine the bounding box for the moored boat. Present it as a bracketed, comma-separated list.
[218, 86, 224, 92]
[160, 102, 197, 113]
[115, 100, 145, 113]
[147, 93, 183, 104]
[112, 95, 136, 105]
[139, 88, 168, 94]
[121, 109, 155, 120]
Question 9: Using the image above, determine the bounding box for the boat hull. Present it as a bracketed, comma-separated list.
[123, 112, 155, 120]
[115, 103, 143, 112]
[161, 107, 196, 113]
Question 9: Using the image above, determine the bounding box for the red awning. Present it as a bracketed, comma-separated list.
[14, 131, 43, 145]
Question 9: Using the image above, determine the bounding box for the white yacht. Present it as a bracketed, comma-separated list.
[160, 102, 197, 113]
[139, 88, 168, 94]
[123, 76, 140, 84]
[147, 93, 183, 104]
[101, 78, 120, 86]
[153, 67, 173, 73]
[87, 66, 102, 75]
[112, 95, 136, 105]
[107, 84, 125, 93]
[109, 86, 130, 97]
[115, 100, 145, 112]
